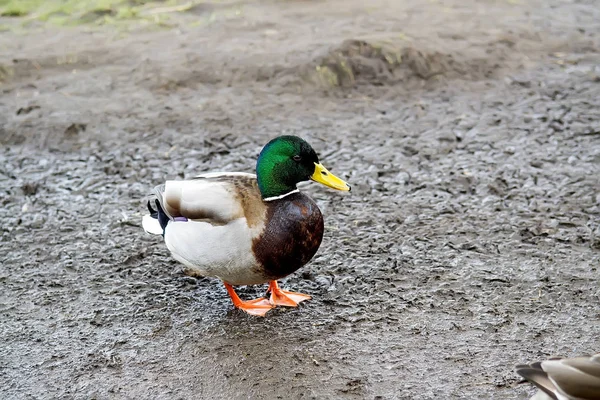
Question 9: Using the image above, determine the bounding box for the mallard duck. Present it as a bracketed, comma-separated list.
[142, 135, 350, 316]
[516, 353, 600, 400]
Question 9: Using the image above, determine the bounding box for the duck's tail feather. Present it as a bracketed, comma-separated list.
[516, 363, 558, 400]
[142, 196, 170, 236]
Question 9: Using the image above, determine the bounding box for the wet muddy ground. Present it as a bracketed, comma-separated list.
[1, 0, 599, 398]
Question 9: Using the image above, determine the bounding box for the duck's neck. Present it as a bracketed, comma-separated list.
[256, 161, 299, 200]
[256, 172, 298, 200]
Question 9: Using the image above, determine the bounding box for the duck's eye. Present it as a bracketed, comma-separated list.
[292, 155, 302, 162]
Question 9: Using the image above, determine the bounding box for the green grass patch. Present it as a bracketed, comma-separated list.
[0, 0, 42, 17]
[0, 0, 197, 27]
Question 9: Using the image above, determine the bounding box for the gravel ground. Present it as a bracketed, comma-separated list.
[1, 0, 599, 398]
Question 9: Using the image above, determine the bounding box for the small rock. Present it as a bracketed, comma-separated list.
[530, 160, 543, 168]
[21, 182, 39, 196]
[65, 123, 87, 137]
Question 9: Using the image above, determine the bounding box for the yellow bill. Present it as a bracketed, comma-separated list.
[311, 163, 351, 191]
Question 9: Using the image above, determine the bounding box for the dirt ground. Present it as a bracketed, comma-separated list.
[1, 0, 599, 398]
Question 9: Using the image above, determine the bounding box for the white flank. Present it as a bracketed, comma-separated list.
[164, 218, 266, 285]
[142, 215, 163, 235]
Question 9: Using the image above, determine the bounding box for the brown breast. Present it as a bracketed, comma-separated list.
[251, 192, 324, 280]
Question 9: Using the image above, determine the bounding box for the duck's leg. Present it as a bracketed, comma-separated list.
[223, 282, 274, 317]
[267, 281, 311, 307]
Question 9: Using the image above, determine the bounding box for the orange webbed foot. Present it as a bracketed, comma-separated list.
[267, 281, 312, 307]
[224, 283, 274, 317]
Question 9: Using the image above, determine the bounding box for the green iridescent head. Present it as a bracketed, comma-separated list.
[256, 135, 350, 199]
